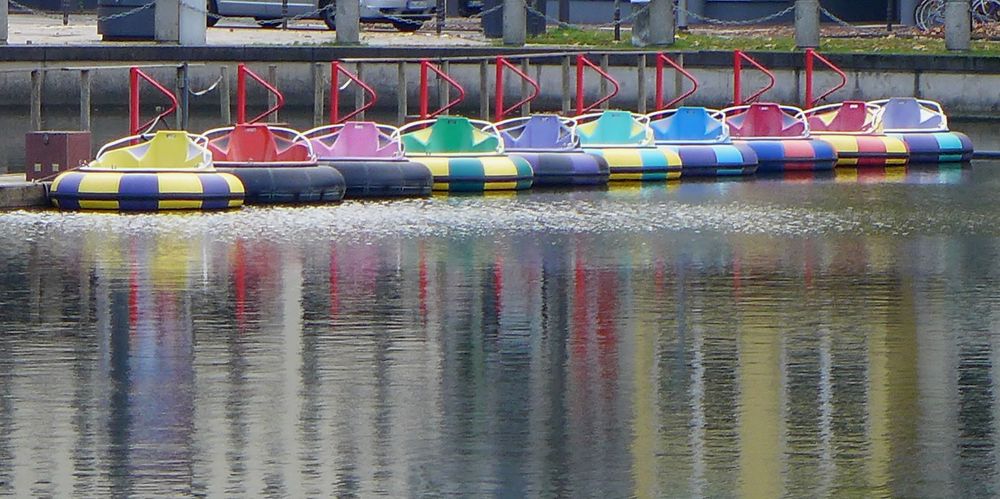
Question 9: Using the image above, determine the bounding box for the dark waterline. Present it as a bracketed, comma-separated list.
[2, 160, 1000, 496]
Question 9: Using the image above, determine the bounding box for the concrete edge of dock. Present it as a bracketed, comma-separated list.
[0, 175, 50, 209]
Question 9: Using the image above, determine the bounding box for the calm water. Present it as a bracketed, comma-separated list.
[2, 162, 1000, 497]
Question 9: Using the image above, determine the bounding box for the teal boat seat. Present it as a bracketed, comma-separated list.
[577, 110, 650, 146]
[402, 116, 500, 154]
[650, 107, 726, 142]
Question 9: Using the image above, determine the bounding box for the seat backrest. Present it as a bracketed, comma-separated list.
[315, 122, 397, 159]
[650, 107, 725, 142]
[501, 115, 573, 150]
[96, 131, 205, 170]
[209, 123, 312, 162]
[881, 97, 943, 130]
[730, 103, 804, 138]
[577, 110, 648, 145]
[402, 116, 499, 154]
[808, 101, 870, 132]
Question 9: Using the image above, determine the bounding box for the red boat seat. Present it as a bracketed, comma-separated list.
[807, 101, 870, 132]
[729, 103, 805, 138]
[208, 123, 312, 163]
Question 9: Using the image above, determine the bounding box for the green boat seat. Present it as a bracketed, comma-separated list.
[402, 116, 500, 154]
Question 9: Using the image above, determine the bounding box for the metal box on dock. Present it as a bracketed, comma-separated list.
[24, 131, 92, 182]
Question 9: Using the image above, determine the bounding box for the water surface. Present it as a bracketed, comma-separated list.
[1, 163, 1000, 497]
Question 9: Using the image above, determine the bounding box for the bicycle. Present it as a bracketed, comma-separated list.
[916, 0, 1000, 31]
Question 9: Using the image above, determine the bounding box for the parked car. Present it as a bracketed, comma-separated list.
[207, 0, 435, 32]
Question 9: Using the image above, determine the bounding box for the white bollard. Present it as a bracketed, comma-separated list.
[945, 0, 971, 51]
[336, 0, 360, 44]
[795, 0, 820, 49]
[1, 0, 7, 44]
[503, 0, 525, 46]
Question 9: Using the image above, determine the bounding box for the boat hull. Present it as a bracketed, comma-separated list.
[49, 170, 245, 211]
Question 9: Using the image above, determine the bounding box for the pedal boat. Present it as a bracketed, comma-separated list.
[872, 97, 973, 163]
[306, 121, 432, 198]
[49, 130, 244, 211]
[201, 123, 346, 204]
[576, 110, 681, 181]
[722, 103, 838, 172]
[495, 114, 609, 186]
[804, 100, 909, 167]
[400, 116, 533, 192]
[647, 106, 758, 176]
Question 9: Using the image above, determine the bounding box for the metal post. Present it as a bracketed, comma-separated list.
[480, 60, 489, 120]
[281, 0, 288, 29]
[30, 70, 42, 131]
[636, 55, 646, 114]
[268, 64, 278, 123]
[436, 0, 444, 35]
[613, 0, 621, 41]
[220, 66, 231, 124]
[520, 58, 530, 116]
[312, 63, 324, 127]
[355, 62, 366, 121]
[599, 54, 610, 110]
[179, 63, 190, 130]
[503, 0, 526, 46]
[0, 0, 7, 44]
[336, 0, 360, 44]
[175, 65, 184, 129]
[794, 0, 820, 49]
[397, 61, 407, 125]
[678, 0, 687, 29]
[561, 55, 571, 115]
[80, 70, 91, 131]
[440, 60, 450, 115]
[945, 0, 971, 51]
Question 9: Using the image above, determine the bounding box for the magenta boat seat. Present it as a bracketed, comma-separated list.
[310, 122, 401, 159]
[807, 101, 871, 133]
[728, 103, 805, 138]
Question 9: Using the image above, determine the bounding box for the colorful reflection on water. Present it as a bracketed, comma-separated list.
[0, 163, 999, 497]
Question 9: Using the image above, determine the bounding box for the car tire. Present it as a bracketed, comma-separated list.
[206, 0, 220, 27]
[391, 19, 422, 32]
[322, 2, 336, 30]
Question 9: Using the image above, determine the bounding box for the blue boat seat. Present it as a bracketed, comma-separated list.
[881, 97, 944, 130]
[650, 107, 725, 142]
[501, 115, 574, 150]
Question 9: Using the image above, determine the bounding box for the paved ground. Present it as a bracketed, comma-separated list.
[4, 12, 490, 46]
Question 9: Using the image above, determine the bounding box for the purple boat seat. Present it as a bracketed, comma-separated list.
[500, 115, 575, 150]
[807, 101, 870, 133]
[650, 107, 725, 142]
[310, 121, 400, 159]
[728, 103, 805, 138]
[880, 97, 944, 131]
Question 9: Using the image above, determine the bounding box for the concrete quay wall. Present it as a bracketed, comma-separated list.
[1, 47, 999, 120]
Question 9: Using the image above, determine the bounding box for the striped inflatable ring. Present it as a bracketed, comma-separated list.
[660, 143, 759, 177]
[584, 147, 682, 181]
[409, 155, 533, 192]
[216, 165, 345, 204]
[891, 131, 973, 163]
[322, 160, 433, 198]
[50, 171, 244, 211]
[507, 151, 609, 187]
[735, 138, 838, 172]
[815, 134, 909, 167]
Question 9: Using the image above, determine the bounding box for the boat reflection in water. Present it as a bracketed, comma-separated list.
[0, 164, 998, 497]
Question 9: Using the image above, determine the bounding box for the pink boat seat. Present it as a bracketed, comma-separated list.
[208, 123, 312, 163]
[729, 103, 805, 138]
[808, 101, 870, 132]
[311, 122, 400, 159]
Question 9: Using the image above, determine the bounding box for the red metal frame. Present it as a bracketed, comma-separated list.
[330, 61, 377, 124]
[129, 67, 179, 136]
[236, 63, 285, 124]
[494, 57, 540, 122]
[418, 60, 466, 119]
[575, 54, 620, 115]
[654, 53, 699, 111]
[733, 50, 776, 106]
[804, 48, 848, 109]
